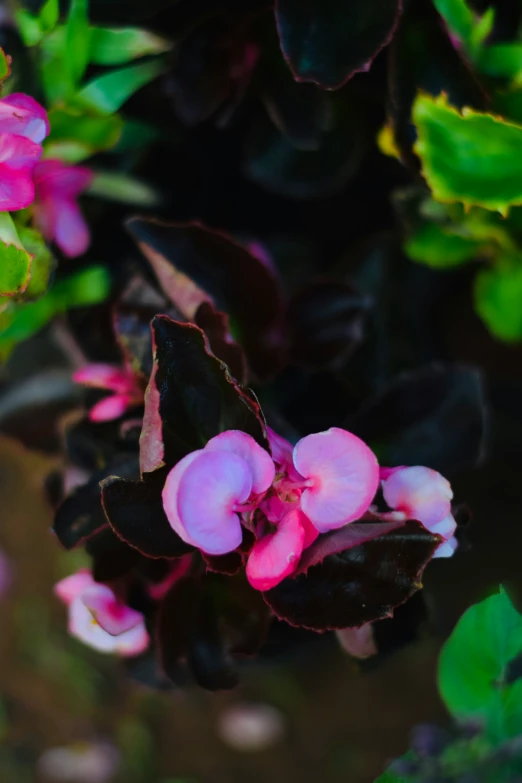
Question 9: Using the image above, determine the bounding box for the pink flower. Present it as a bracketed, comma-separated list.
[73, 363, 144, 422]
[292, 427, 380, 532]
[54, 569, 149, 656]
[0, 93, 49, 212]
[0, 93, 49, 143]
[0, 133, 42, 211]
[162, 430, 275, 555]
[381, 466, 457, 558]
[33, 159, 93, 257]
[246, 509, 306, 591]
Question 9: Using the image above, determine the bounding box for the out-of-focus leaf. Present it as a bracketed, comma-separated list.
[275, 0, 402, 89]
[287, 279, 370, 370]
[89, 26, 171, 65]
[65, 0, 91, 85]
[0, 214, 32, 298]
[405, 222, 484, 267]
[17, 226, 55, 299]
[388, 2, 486, 169]
[87, 171, 159, 205]
[348, 364, 486, 472]
[478, 43, 522, 80]
[41, 48, 75, 105]
[0, 266, 110, 351]
[474, 257, 522, 340]
[45, 107, 123, 162]
[438, 589, 522, 741]
[244, 96, 365, 199]
[263, 521, 439, 631]
[413, 93, 522, 214]
[74, 59, 165, 115]
[0, 47, 11, 82]
[39, 0, 59, 31]
[16, 10, 44, 46]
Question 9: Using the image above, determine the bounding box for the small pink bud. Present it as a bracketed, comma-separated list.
[246, 509, 306, 591]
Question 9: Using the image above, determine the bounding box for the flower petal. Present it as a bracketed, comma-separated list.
[162, 450, 206, 545]
[34, 159, 93, 197]
[204, 430, 275, 494]
[246, 509, 305, 591]
[433, 536, 458, 559]
[89, 394, 132, 422]
[177, 450, 251, 555]
[293, 427, 379, 532]
[52, 198, 90, 258]
[54, 569, 94, 606]
[0, 93, 49, 143]
[382, 466, 453, 528]
[73, 364, 135, 394]
[81, 584, 143, 636]
[69, 597, 149, 656]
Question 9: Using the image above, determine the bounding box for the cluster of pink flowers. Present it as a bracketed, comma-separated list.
[72, 363, 144, 422]
[54, 569, 149, 656]
[0, 92, 91, 257]
[162, 426, 458, 592]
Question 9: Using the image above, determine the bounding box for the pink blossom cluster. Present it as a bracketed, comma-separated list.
[54, 569, 149, 656]
[161, 427, 458, 592]
[73, 363, 144, 423]
[0, 93, 92, 257]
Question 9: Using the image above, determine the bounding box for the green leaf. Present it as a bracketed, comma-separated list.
[0, 47, 10, 83]
[413, 92, 522, 214]
[0, 266, 110, 354]
[373, 768, 409, 783]
[39, 0, 59, 33]
[89, 27, 171, 65]
[405, 222, 484, 268]
[45, 107, 123, 162]
[17, 227, 55, 300]
[65, 0, 91, 86]
[0, 214, 32, 297]
[73, 59, 165, 115]
[433, 0, 494, 55]
[474, 257, 522, 340]
[15, 10, 44, 47]
[477, 43, 522, 80]
[438, 589, 522, 741]
[87, 171, 159, 205]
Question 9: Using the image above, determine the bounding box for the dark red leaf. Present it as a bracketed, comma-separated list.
[275, 0, 402, 89]
[263, 521, 440, 631]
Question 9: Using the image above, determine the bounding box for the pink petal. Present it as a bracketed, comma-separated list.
[69, 597, 149, 656]
[293, 428, 379, 533]
[0, 93, 49, 143]
[433, 536, 458, 559]
[300, 513, 319, 549]
[267, 427, 294, 468]
[382, 466, 453, 528]
[162, 450, 206, 545]
[81, 584, 143, 636]
[0, 164, 35, 211]
[54, 569, 94, 606]
[73, 364, 134, 394]
[204, 430, 275, 494]
[177, 450, 251, 555]
[430, 513, 457, 540]
[34, 159, 93, 198]
[379, 466, 404, 481]
[52, 197, 90, 258]
[0, 134, 42, 211]
[0, 132, 42, 169]
[89, 394, 132, 422]
[246, 509, 305, 591]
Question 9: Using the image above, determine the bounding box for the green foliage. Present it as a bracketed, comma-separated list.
[438, 589, 522, 741]
[474, 258, 522, 341]
[433, 0, 495, 59]
[405, 222, 483, 268]
[0, 214, 32, 298]
[89, 27, 170, 65]
[46, 106, 123, 163]
[65, 0, 91, 85]
[73, 59, 165, 115]
[0, 266, 110, 360]
[413, 93, 522, 215]
[87, 170, 159, 205]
